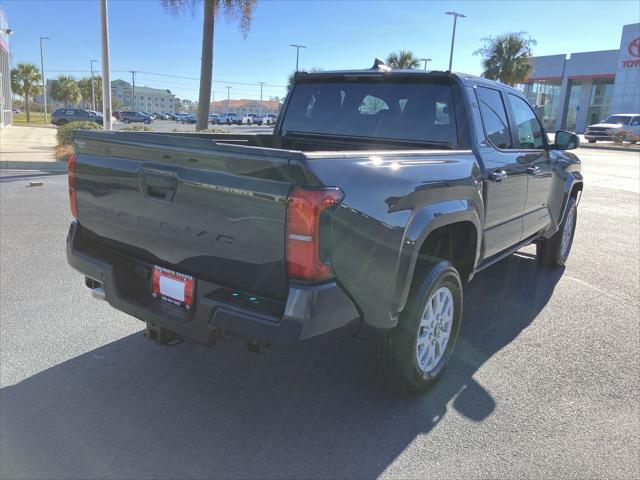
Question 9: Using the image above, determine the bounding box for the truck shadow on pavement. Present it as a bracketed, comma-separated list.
[1, 252, 563, 479]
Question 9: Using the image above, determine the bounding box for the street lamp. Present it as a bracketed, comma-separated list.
[226, 86, 232, 113]
[90, 59, 98, 110]
[289, 44, 306, 72]
[258, 82, 266, 116]
[39, 36, 51, 123]
[420, 58, 432, 71]
[445, 11, 466, 71]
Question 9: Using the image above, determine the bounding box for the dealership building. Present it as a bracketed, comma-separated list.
[519, 23, 640, 133]
[0, 7, 12, 128]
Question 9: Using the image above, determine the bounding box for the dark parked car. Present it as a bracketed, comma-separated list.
[51, 108, 103, 126]
[66, 65, 583, 395]
[119, 111, 153, 124]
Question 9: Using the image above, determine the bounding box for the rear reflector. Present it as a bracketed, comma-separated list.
[67, 153, 78, 218]
[286, 187, 342, 281]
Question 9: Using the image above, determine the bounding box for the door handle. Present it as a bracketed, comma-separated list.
[489, 169, 508, 182]
[527, 165, 540, 175]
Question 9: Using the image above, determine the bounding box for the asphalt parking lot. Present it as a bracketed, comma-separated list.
[0, 148, 638, 479]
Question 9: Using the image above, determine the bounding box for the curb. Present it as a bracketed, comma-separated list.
[579, 144, 640, 153]
[0, 161, 68, 171]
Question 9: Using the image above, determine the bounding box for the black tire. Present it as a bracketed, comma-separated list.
[375, 260, 463, 396]
[143, 119, 150, 125]
[123, 118, 130, 124]
[57, 119, 68, 126]
[537, 196, 577, 267]
[587, 139, 596, 144]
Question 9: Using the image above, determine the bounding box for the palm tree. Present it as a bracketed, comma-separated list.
[162, 0, 257, 131]
[475, 32, 537, 86]
[49, 75, 81, 108]
[385, 50, 420, 70]
[10, 63, 42, 122]
[78, 76, 103, 110]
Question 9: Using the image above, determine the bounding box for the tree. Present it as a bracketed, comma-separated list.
[49, 75, 81, 107]
[162, 0, 257, 131]
[10, 63, 42, 122]
[385, 50, 420, 69]
[78, 76, 103, 110]
[474, 32, 536, 86]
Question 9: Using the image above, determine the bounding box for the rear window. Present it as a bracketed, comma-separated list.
[281, 81, 458, 144]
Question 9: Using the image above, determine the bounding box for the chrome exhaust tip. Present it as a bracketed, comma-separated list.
[91, 287, 106, 301]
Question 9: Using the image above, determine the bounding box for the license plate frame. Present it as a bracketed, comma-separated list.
[151, 266, 195, 310]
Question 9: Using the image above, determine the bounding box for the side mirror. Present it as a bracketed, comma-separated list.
[554, 130, 580, 150]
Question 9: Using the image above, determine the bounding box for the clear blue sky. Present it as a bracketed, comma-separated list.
[2, 0, 639, 101]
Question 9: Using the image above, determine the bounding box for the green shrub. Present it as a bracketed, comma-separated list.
[56, 121, 101, 146]
[120, 125, 154, 132]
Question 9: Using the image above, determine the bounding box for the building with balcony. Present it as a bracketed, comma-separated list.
[111, 79, 176, 113]
[0, 7, 12, 128]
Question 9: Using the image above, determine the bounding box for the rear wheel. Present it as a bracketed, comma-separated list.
[123, 118, 130, 124]
[537, 196, 577, 267]
[143, 119, 150, 125]
[587, 139, 596, 144]
[375, 260, 462, 396]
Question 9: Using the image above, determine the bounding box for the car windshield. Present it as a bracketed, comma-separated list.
[281, 80, 457, 144]
[603, 115, 631, 125]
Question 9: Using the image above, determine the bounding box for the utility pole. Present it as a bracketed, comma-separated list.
[289, 44, 306, 72]
[90, 59, 98, 110]
[39, 36, 51, 123]
[100, 0, 112, 130]
[226, 86, 231, 113]
[130, 70, 137, 111]
[258, 82, 266, 116]
[420, 58, 432, 71]
[445, 11, 466, 71]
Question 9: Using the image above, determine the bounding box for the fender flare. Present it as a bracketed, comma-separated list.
[391, 199, 482, 315]
[558, 172, 584, 227]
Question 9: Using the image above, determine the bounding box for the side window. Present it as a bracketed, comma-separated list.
[476, 87, 511, 149]
[65, 110, 76, 116]
[630, 116, 640, 127]
[508, 94, 545, 149]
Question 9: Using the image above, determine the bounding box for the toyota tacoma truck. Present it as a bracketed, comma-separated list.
[66, 64, 583, 395]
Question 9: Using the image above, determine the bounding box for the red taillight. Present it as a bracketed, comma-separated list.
[286, 187, 343, 282]
[68, 153, 78, 218]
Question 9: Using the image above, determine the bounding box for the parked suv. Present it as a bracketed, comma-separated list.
[120, 111, 153, 124]
[585, 113, 640, 143]
[51, 109, 103, 126]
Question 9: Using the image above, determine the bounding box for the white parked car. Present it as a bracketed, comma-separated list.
[259, 113, 278, 126]
[218, 112, 250, 125]
[585, 113, 640, 143]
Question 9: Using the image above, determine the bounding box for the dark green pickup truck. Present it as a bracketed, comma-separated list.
[67, 66, 583, 395]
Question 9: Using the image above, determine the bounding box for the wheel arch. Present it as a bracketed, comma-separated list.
[391, 200, 482, 315]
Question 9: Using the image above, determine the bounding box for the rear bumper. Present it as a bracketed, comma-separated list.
[66, 221, 360, 345]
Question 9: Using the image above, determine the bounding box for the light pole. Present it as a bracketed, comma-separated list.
[99, 0, 112, 130]
[420, 58, 432, 71]
[258, 82, 265, 116]
[39, 36, 51, 123]
[226, 86, 231, 113]
[90, 59, 98, 110]
[445, 11, 466, 71]
[289, 44, 306, 72]
[130, 70, 137, 111]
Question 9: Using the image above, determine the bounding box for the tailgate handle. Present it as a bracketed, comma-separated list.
[139, 171, 178, 202]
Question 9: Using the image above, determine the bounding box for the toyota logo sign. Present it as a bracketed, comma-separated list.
[629, 37, 640, 57]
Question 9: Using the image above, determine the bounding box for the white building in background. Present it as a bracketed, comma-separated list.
[518, 23, 640, 133]
[0, 7, 12, 128]
[111, 79, 176, 113]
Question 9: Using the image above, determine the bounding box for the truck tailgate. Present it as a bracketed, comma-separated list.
[73, 131, 293, 300]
